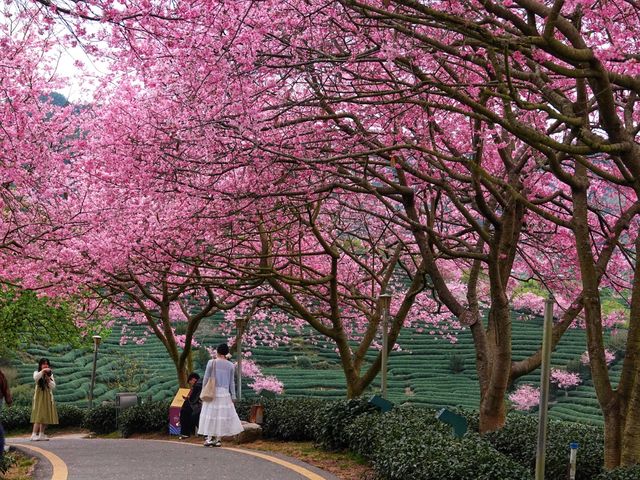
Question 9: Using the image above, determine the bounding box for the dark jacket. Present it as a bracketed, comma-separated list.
[182, 380, 202, 414]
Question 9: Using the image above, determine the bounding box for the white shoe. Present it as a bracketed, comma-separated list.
[29, 434, 39, 441]
[38, 434, 50, 441]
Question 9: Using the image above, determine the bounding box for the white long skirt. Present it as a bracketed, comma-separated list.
[197, 387, 244, 438]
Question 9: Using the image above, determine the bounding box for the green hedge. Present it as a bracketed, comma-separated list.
[484, 412, 604, 479]
[83, 404, 117, 434]
[260, 397, 326, 441]
[0, 406, 31, 431]
[313, 398, 376, 451]
[57, 404, 85, 428]
[119, 401, 170, 438]
[596, 465, 640, 479]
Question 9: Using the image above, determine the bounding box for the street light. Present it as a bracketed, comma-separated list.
[88, 335, 102, 409]
[378, 293, 392, 399]
[236, 318, 243, 401]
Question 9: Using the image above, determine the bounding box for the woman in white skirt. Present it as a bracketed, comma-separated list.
[198, 343, 243, 447]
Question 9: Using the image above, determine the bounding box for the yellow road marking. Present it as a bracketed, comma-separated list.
[223, 447, 327, 480]
[14, 443, 68, 480]
[161, 439, 328, 479]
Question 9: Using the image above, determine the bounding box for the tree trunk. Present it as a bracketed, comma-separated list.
[622, 388, 640, 466]
[603, 407, 623, 470]
[479, 389, 506, 432]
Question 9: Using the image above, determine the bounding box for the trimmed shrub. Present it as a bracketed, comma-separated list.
[83, 404, 117, 434]
[260, 398, 327, 441]
[596, 465, 640, 480]
[485, 413, 604, 479]
[57, 404, 86, 428]
[345, 406, 448, 460]
[0, 406, 31, 431]
[314, 398, 377, 451]
[374, 428, 531, 480]
[119, 400, 170, 438]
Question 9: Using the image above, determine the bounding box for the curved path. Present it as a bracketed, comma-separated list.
[9, 436, 340, 480]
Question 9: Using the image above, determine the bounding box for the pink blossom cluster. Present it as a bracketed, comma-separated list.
[508, 384, 540, 411]
[581, 349, 616, 365]
[241, 359, 284, 395]
[248, 376, 285, 395]
[550, 369, 581, 390]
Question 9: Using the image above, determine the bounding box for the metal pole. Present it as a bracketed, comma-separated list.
[88, 335, 101, 409]
[380, 294, 391, 399]
[535, 296, 554, 480]
[236, 318, 242, 401]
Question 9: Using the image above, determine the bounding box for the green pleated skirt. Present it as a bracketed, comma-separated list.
[30, 386, 59, 425]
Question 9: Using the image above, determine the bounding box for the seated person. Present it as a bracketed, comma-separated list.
[179, 372, 202, 439]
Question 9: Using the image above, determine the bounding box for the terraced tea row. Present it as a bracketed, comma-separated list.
[11, 315, 616, 426]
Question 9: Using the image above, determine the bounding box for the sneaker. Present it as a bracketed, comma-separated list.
[178, 435, 190, 440]
[38, 434, 50, 441]
[204, 440, 215, 447]
[213, 440, 222, 447]
[29, 434, 39, 441]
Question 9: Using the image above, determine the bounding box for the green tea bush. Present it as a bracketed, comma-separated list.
[0, 406, 31, 431]
[9, 384, 33, 407]
[57, 404, 86, 428]
[484, 413, 604, 479]
[234, 398, 254, 421]
[314, 398, 377, 451]
[83, 404, 117, 434]
[596, 465, 640, 480]
[448, 354, 465, 373]
[374, 428, 531, 480]
[260, 397, 327, 441]
[119, 400, 170, 438]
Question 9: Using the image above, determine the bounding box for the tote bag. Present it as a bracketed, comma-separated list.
[199, 360, 216, 402]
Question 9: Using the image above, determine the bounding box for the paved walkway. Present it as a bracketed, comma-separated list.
[8, 435, 340, 480]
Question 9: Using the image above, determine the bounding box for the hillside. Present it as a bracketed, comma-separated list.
[10, 315, 614, 425]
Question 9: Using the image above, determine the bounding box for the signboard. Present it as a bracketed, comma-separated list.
[169, 388, 191, 435]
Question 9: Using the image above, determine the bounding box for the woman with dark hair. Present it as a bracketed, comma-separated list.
[198, 343, 243, 447]
[30, 358, 58, 441]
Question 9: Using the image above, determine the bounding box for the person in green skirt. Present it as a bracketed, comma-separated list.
[30, 358, 58, 441]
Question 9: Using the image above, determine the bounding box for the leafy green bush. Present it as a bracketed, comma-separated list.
[314, 398, 377, 451]
[57, 404, 86, 428]
[374, 428, 531, 479]
[0, 406, 31, 431]
[119, 400, 170, 438]
[596, 465, 640, 479]
[234, 398, 254, 421]
[295, 356, 313, 369]
[7, 384, 33, 407]
[260, 397, 327, 441]
[345, 406, 449, 460]
[448, 354, 465, 373]
[83, 404, 117, 434]
[484, 413, 604, 479]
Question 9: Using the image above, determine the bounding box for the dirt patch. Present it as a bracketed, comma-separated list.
[2, 449, 37, 480]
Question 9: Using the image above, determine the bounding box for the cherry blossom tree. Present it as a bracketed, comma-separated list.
[13, 0, 640, 468]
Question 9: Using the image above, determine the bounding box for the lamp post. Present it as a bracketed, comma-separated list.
[88, 335, 102, 409]
[379, 293, 392, 399]
[535, 296, 554, 480]
[236, 317, 243, 401]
